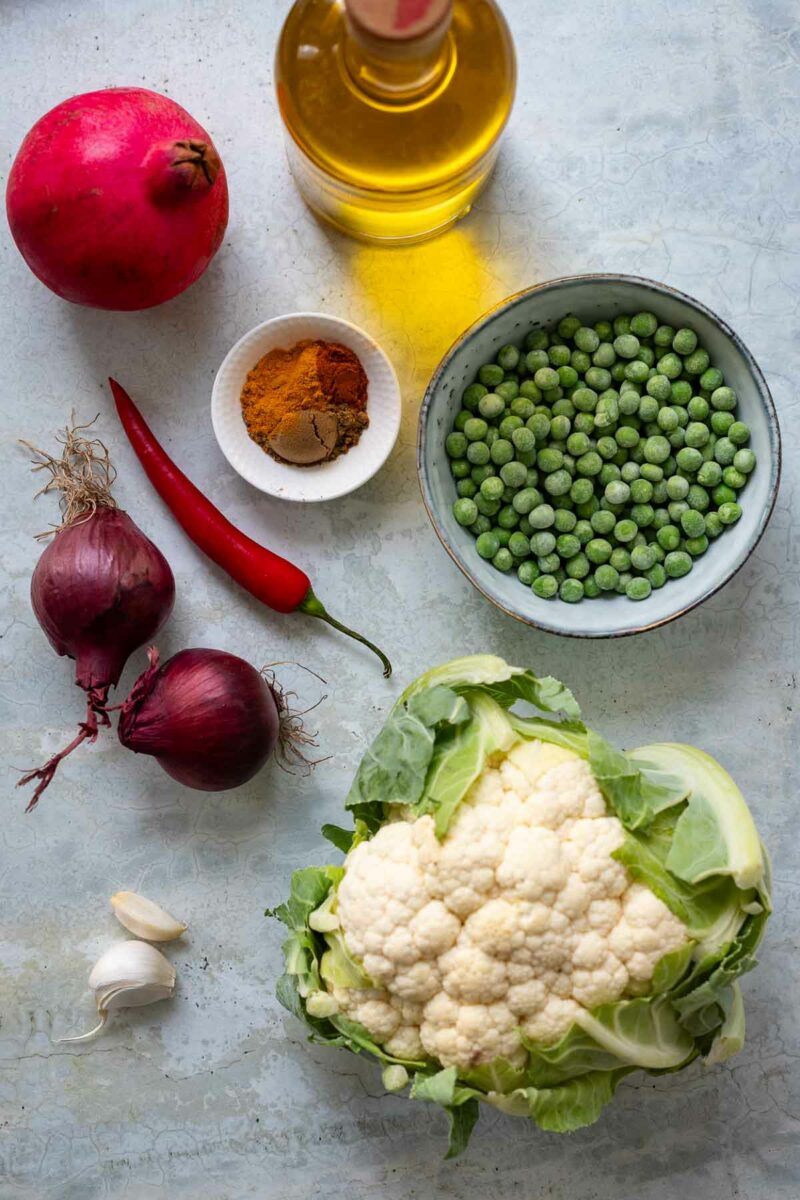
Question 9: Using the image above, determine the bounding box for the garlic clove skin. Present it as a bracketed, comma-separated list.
[60, 941, 177, 1044]
[110, 890, 187, 942]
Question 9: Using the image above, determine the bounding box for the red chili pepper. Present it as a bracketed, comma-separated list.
[109, 378, 391, 677]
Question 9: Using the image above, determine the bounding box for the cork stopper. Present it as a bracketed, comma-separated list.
[345, 0, 452, 40]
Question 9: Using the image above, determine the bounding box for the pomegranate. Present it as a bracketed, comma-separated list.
[6, 87, 229, 310]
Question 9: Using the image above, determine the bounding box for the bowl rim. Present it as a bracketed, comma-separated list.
[211, 310, 402, 503]
[417, 272, 782, 638]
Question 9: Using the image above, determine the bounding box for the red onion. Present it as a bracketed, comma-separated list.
[19, 426, 175, 809]
[118, 648, 311, 791]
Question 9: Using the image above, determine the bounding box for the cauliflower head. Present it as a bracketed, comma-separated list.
[272, 656, 770, 1157]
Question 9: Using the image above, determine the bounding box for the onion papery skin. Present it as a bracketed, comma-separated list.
[118, 648, 280, 791]
[6, 87, 229, 310]
[31, 507, 176, 693]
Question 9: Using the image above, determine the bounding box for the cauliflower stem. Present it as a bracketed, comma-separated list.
[270, 656, 770, 1157]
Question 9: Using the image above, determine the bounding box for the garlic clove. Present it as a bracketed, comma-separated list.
[60, 940, 177, 1044]
[110, 890, 187, 942]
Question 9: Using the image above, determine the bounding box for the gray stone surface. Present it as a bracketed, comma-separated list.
[1, 0, 798, 1196]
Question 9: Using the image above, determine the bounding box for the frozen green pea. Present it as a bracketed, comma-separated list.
[446, 431, 468, 458]
[543, 388, 564, 406]
[566, 432, 591, 457]
[684, 348, 710, 375]
[533, 574, 558, 598]
[593, 342, 617, 369]
[462, 383, 488, 412]
[550, 415, 572, 441]
[492, 547, 513, 571]
[704, 511, 723, 539]
[637, 345, 656, 367]
[552, 398, 575, 420]
[525, 414, 549, 442]
[630, 503, 655, 527]
[466, 442, 490, 466]
[594, 394, 619, 430]
[609, 548, 631, 573]
[636, 395, 658, 423]
[470, 515, 492, 537]
[613, 315, 632, 337]
[497, 344, 520, 371]
[621, 461, 641, 483]
[586, 538, 613, 564]
[479, 364, 504, 388]
[619, 390, 642, 416]
[646, 562, 667, 589]
[536, 447, 562, 474]
[629, 441, 646, 464]
[470, 464, 495, 485]
[551, 509, 575, 534]
[511, 427, 536, 456]
[614, 519, 638, 543]
[599, 464, 621, 488]
[727, 421, 750, 446]
[534, 366, 560, 391]
[711, 386, 737, 411]
[655, 408, 678, 436]
[585, 366, 612, 392]
[526, 349, 549, 374]
[668, 427, 686, 449]
[497, 417, 521, 441]
[714, 437, 736, 466]
[613, 333, 640, 359]
[464, 417, 489, 442]
[615, 571, 633, 594]
[590, 509, 616, 535]
[630, 311, 658, 338]
[733, 448, 756, 474]
[526, 329, 550, 351]
[575, 451, 602, 477]
[672, 328, 698, 355]
[686, 484, 710, 512]
[651, 481, 669, 504]
[657, 524, 681, 551]
[475, 530, 499, 559]
[676, 446, 703, 473]
[685, 535, 708, 557]
[700, 367, 724, 392]
[651, 508, 671, 530]
[604, 480, 630, 505]
[565, 552, 590, 580]
[529, 503, 556, 529]
[583, 576, 601, 598]
[456, 479, 477, 499]
[510, 398, 536, 422]
[680, 509, 706, 539]
[537, 553, 560, 574]
[625, 360, 651, 384]
[490, 439, 514, 466]
[574, 326, 600, 352]
[643, 435, 671, 464]
[574, 519, 593, 545]
[593, 320, 613, 340]
[654, 324, 676, 347]
[452, 458, 471, 480]
[626, 577, 652, 601]
[697, 461, 722, 487]
[572, 387, 598, 414]
[565, 479, 591, 506]
[544, 469, 572, 496]
[712, 484, 736, 507]
[512, 487, 541, 515]
[710, 411, 735, 436]
[657, 352, 683, 379]
[499, 461, 527, 489]
[569, 349, 591, 374]
[664, 550, 693, 578]
[558, 365, 579, 389]
[687, 396, 710, 421]
[475, 494, 500, 517]
[629, 478, 653, 504]
[718, 501, 742, 526]
[485, 427, 499, 448]
[494, 528, 511, 548]
[517, 560, 539, 585]
[684, 421, 710, 449]
[596, 436, 618, 461]
[520, 379, 542, 401]
[555, 533, 580, 559]
[453, 497, 478, 526]
[454, 409, 473, 432]
[496, 504, 520, 529]
[668, 500, 689, 524]
[480, 476, 505, 502]
[573, 413, 595, 435]
[557, 315, 581, 339]
[508, 531, 531, 558]
[612, 426, 638, 451]
[558, 578, 583, 602]
[478, 392, 505, 420]
[549, 344, 571, 368]
[496, 380, 519, 401]
[595, 563, 619, 591]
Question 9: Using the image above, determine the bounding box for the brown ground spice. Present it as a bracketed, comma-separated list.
[240, 339, 369, 467]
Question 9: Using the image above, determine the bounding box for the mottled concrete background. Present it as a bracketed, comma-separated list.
[1, 1, 798, 1197]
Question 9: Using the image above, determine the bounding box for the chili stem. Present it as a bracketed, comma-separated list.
[300, 590, 392, 678]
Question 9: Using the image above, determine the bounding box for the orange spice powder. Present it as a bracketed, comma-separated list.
[240, 339, 369, 466]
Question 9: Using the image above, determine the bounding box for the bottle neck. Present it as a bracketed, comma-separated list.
[343, 0, 453, 101]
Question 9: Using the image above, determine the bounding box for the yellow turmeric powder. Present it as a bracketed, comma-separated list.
[240, 339, 369, 466]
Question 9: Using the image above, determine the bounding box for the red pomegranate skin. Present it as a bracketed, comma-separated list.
[6, 87, 229, 310]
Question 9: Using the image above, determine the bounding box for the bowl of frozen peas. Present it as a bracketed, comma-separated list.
[417, 274, 781, 637]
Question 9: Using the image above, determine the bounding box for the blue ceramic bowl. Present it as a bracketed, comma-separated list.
[418, 275, 781, 637]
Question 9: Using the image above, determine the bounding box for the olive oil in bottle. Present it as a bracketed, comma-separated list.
[275, 0, 516, 244]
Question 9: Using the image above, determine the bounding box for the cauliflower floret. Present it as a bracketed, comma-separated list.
[331, 741, 690, 1068]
